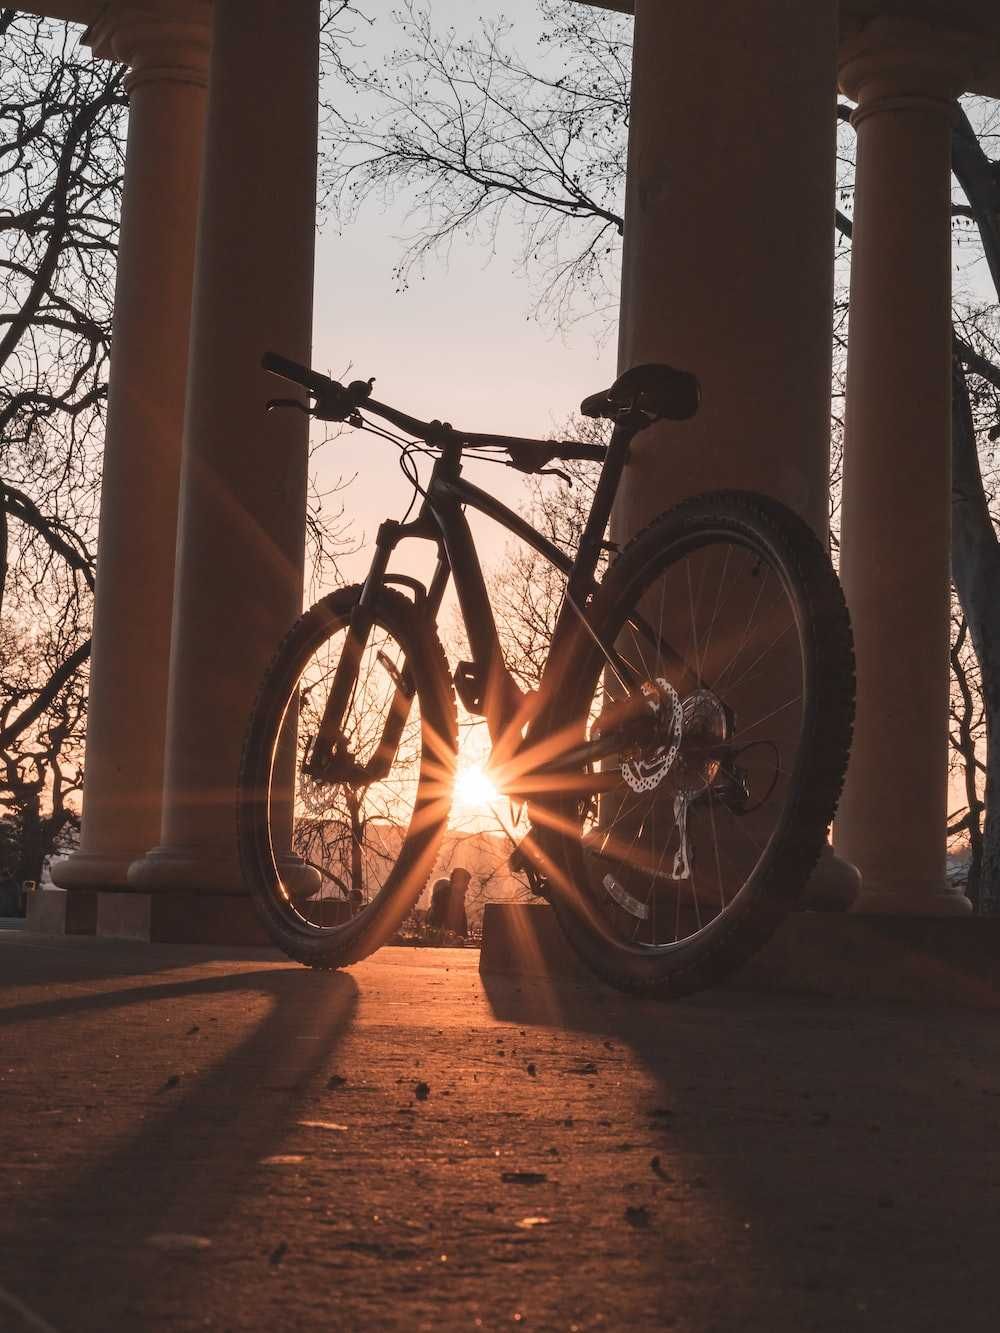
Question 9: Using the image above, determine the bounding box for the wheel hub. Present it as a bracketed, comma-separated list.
[673, 689, 729, 799]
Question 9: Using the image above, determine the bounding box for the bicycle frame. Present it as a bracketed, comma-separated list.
[306, 410, 688, 793]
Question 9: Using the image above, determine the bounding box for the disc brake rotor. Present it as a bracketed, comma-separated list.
[621, 678, 683, 794]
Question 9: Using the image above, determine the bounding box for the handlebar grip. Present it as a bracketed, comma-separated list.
[261, 351, 331, 397]
[557, 442, 607, 462]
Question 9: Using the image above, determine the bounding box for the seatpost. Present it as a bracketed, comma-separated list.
[564, 413, 639, 608]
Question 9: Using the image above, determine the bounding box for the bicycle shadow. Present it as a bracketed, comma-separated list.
[0, 960, 357, 1332]
[480, 965, 998, 1331]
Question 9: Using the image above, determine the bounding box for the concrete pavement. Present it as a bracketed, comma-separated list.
[1, 929, 998, 1331]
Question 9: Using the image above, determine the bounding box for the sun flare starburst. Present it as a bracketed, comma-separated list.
[453, 764, 500, 812]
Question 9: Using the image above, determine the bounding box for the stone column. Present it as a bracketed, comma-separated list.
[836, 18, 972, 914]
[128, 0, 320, 900]
[51, 3, 210, 894]
[615, 0, 857, 907]
[616, 0, 839, 540]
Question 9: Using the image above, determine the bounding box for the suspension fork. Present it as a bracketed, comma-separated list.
[363, 552, 451, 781]
[306, 523, 449, 782]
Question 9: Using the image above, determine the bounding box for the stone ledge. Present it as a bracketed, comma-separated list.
[24, 885, 270, 947]
[25, 886, 97, 936]
[479, 901, 1000, 1010]
[97, 890, 271, 946]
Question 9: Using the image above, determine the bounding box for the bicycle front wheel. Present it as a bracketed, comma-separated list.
[238, 585, 457, 969]
[540, 491, 854, 998]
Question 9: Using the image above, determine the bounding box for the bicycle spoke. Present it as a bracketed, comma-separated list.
[686, 557, 703, 683]
[722, 620, 796, 698]
[700, 543, 733, 678]
[732, 693, 802, 740]
[707, 788, 727, 912]
[712, 561, 771, 692]
[561, 515, 824, 964]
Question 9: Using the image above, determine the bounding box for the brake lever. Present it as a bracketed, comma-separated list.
[505, 442, 572, 483]
[266, 397, 311, 415]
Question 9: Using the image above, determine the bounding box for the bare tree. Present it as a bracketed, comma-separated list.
[949, 607, 987, 907]
[0, 12, 125, 887]
[0, 9, 362, 895]
[943, 103, 1000, 908]
[322, 0, 628, 334]
[0, 618, 88, 884]
[950, 327, 1000, 909]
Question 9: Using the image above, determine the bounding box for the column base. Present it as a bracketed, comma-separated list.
[128, 843, 243, 894]
[24, 886, 98, 936]
[800, 843, 862, 911]
[97, 889, 272, 946]
[128, 844, 321, 897]
[851, 884, 972, 916]
[49, 850, 140, 891]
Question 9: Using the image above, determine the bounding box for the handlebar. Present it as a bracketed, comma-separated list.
[262, 351, 375, 423]
[261, 351, 607, 472]
[261, 351, 331, 397]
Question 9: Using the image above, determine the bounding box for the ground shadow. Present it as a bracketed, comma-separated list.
[1, 930, 277, 991]
[481, 967, 1000, 1331]
[0, 958, 357, 1332]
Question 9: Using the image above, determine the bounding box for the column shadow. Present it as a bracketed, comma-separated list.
[0, 963, 357, 1332]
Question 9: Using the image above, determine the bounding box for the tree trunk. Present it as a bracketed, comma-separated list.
[951, 363, 1000, 910]
[949, 615, 984, 908]
[346, 787, 364, 898]
[14, 799, 47, 886]
[949, 114, 1000, 911]
[0, 487, 7, 621]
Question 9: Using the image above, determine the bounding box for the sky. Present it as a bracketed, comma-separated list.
[309, 4, 996, 601]
[310, 0, 620, 589]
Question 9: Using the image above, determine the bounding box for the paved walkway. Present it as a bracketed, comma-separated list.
[2, 930, 998, 1332]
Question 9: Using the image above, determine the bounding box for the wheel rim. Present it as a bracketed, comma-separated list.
[264, 615, 430, 933]
[557, 527, 808, 954]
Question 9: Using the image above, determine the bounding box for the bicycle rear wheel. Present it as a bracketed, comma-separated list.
[238, 585, 456, 968]
[537, 491, 854, 997]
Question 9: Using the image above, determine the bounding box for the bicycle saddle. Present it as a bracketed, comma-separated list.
[580, 363, 700, 423]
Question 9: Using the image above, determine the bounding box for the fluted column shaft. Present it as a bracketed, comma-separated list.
[613, 0, 859, 908]
[836, 19, 972, 914]
[615, 0, 839, 542]
[129, 0, 320, 894]
[52, 3, 210, 891]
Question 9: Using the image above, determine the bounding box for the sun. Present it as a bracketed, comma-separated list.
[453, 763, 500, 811]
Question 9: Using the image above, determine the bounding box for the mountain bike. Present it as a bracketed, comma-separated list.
[237, 354, 854, 997]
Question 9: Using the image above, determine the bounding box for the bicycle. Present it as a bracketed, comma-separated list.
[237, 354, 855, 997]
